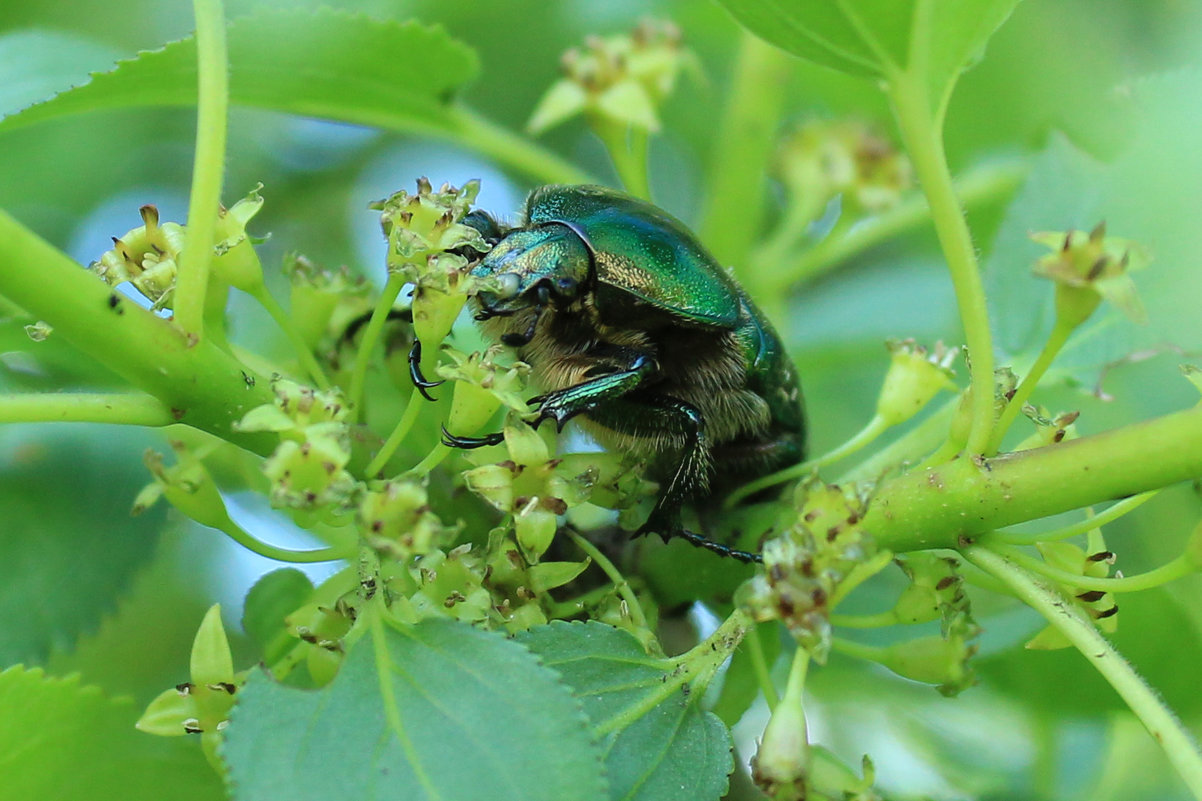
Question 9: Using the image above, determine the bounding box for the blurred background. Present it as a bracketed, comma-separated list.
[3, 1, 1202, 798]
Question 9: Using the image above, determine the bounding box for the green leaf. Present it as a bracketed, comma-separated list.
[223, 618, 607, 801]
[0, 9, 479, 136]
[0, 666, 222, 801]
[717, 0, 1021, 102]
[241, 568, 313, 665]
[518, 621, 734, 801]
[0, 426, 165, 664]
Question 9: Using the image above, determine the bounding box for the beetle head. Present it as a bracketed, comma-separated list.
[471, 222, 592, 318]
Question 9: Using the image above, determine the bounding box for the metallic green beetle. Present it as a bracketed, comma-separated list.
[415, 185, 805, 563]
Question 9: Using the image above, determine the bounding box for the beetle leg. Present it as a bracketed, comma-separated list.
[596, 394, 761, 562]
[528, 351, 655, 431]
[440, 425, 505, 450]
[408, 340, 444, 401]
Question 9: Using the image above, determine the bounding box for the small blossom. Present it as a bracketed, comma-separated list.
[1031, 222, 1150, 327]
[24, 321, 52, 341]
[527, 19, 694, 135]
[737, 479, 875, 660]
[372, 178, 487, 349]
[137, 605, 241, 770]
[876, 340, 958, 427]
[92, 204, 185, 310]
[359, 478, 455, 561]
[439, 346, 532, 437]
[776, 119, 912, 214]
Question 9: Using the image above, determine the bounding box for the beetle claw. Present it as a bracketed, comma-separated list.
[408, 340, 444, 401]
[440, 425, 505, 450]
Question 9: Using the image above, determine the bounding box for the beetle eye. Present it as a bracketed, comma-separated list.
[495, 273, 521, 298]
[554, 276, 577, 296]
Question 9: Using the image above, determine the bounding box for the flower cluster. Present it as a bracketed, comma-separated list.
[527, 19, 694, 134]
[738, 479, 874, 660]
[236, 378, 356, 512]
[776, 119, 912, 215]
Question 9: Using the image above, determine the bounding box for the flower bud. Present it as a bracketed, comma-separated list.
[528, 20, 690, 135]
[878, 634, 976, 695]
[876, 340, 958, 427]
[751, 699, 809, 800]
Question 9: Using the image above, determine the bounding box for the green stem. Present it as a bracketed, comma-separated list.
[406, 443, 450, 479]
[592, 117, 651, 200]
[0, 392, 175, 426]
[987, 545, 1193, 593]
[991, 491, 1158, 546]
[964, 546, 1202, 798]
[988, 317, 1075, 455]
[348, 272, 405, 424]
[446, 106, 593, 186]
[860, 403, 1202, 553]
[698, 32, 793, 269]
[780, 646, 810, 709]
[174, 0, 230, 339]
[252, 286, 331, 389]
[829, 610, 901, 629]
[213, 516, 349, 564]
[565, 529, 648, 631]
[366, 388, 425, 478]
[725, 414, 890, 509]
[766, 159, 1027, 292]
[830, 636, 886, 663]
[746, 624, 780, 710]
[0, 211, 276, 452]
[839, 395, 959, 482]
[887, 74, 995, 456]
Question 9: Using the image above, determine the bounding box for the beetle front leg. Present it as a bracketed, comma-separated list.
[408, 339, 444, 401]
[528, 350, 656, 431]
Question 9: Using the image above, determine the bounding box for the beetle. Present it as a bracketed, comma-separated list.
[413, 184, 805, 563]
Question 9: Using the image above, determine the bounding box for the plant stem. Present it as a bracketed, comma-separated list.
[251, 286, 331, 389]
[406, 443, 450, 478]
[699, 32, 793, 269]
[746, 624, 779, 710]
[0, 392, 175, 426]
[446, 106, 593, 186]
[366, 388, 425, 478]
[592, 117, 651, 200]
[0, 211, 276, 453]
[964, 546, 1202, 798]
[175, 0, 230, 339]
[991, 491, 1158, 546]
[860, 403, 1202, 553]
[987, 545, 1193, 593]
[348, 272, 405, 424]
[766, 159, 1027, 292]
[988, 317, 1075, 454]
[887, 74, 995, 456]
[830, 610, 901, 629]
[725, 414, 890, 508]
[565, 529, 648, 631]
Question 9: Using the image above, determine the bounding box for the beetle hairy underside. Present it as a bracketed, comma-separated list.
[413, 184, 805, 563]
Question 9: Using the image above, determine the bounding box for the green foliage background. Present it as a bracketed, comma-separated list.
[2, 1, 1202, 799]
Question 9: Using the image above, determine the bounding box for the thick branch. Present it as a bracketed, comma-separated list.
[0, 209, 275, 453]
[864, 404, 1202, 552]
